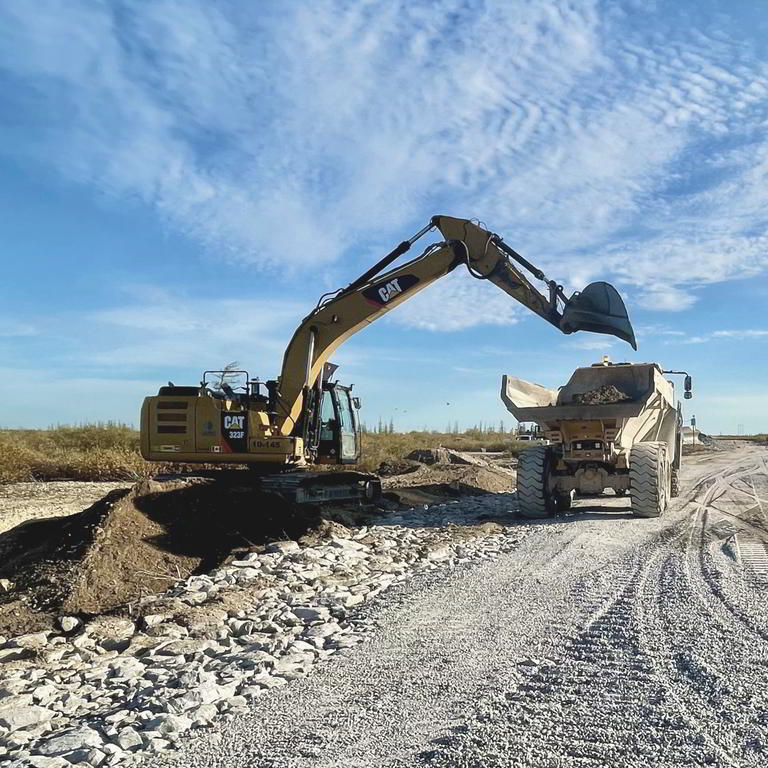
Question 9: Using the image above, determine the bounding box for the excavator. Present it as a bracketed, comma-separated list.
[140, 215, 636, 503]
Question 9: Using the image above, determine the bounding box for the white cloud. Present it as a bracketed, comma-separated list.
[635, 325, 686, 338]
[635, 286, 699, 312]
[87, 295, 303, 369]
[1, 0, 767, 319]
[386, 270, 525, 331]
[568, 339, 617, 351]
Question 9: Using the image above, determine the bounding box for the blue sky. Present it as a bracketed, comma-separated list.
[1, 0, 767, 434]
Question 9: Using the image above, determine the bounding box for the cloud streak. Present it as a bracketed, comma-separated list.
[681, 329, 768, 344]
[1, 0, 767, 325]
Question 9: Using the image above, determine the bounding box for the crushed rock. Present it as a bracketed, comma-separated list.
[0, 493, 524, 767]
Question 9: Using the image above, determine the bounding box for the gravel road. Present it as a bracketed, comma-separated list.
[164, 447, 768, 768]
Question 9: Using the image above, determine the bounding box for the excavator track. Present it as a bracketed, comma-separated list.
[152, 470, 381, 505]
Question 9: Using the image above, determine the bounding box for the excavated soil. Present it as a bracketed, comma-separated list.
[571, 384, 632, 404]
[0, 457, 517, 638]
[0, 479, 321, 637]
[381, 462, 516, 506]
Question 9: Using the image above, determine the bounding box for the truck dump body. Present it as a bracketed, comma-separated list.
[502, 364, 659, 424]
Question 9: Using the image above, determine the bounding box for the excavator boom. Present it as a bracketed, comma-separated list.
[276, 215, 635, 436]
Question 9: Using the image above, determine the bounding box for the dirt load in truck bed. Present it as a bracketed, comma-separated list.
[571, 384, 632, 405]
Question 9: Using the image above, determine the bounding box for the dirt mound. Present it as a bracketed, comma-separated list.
[382, 463, 515, 506]
[0, 456, 519, 638]
[572, 385, 632, 405]
[406, 449, 449, 465]
[0, 479, 321, 637]
[377, 459, 422, 477]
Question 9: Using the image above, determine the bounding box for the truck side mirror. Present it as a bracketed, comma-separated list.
[352, 397, 362, 409]
[684, 375, 692, 399]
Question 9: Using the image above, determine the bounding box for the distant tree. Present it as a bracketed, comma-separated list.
[212, 361, 242, 392]
[388, 417, 395, 434]
[377, 416, 383, 434]
[453, 420, 459, 434]
[499, 420, 505, 434]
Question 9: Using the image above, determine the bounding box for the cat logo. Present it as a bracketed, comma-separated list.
[362, 274, 420, 306]
[221, 412, 248, 452]
[378, 279, 403, 303]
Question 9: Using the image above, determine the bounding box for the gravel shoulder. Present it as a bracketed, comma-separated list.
[164, 447, 768, 768]
[0, 483, 129, 536]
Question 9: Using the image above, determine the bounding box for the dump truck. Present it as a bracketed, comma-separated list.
[501, 360, 692, 518]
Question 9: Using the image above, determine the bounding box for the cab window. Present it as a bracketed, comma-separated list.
[320, 393, 336, 441]
[337, 391, 354, 432]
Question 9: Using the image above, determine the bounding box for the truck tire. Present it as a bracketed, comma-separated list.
[554, 491, 573, 511]
[630, 442, 669, 518]
[671, 468, 680, 498]
[517, 446, 557, 518]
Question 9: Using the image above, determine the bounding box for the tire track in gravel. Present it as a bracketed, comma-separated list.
[427, 530, 724, 768]
[684, 459, 768, 641]
[637, 456, 768, 766]
[420, 451, 768, 768]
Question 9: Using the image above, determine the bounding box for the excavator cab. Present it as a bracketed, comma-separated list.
[314, 383, 362, 465]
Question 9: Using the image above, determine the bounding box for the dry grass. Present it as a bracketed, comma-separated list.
[358, 430, 526, 472]
[0, 424, 153, 484]
[0, 424, 528, 483]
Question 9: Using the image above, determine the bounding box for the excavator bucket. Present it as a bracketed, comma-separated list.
[560, 281, 637, 350]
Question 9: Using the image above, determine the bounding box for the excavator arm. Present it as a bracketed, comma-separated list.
[276, 215, 636, 436]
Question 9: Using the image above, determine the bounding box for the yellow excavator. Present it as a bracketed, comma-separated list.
[140, 215, 636, 502]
